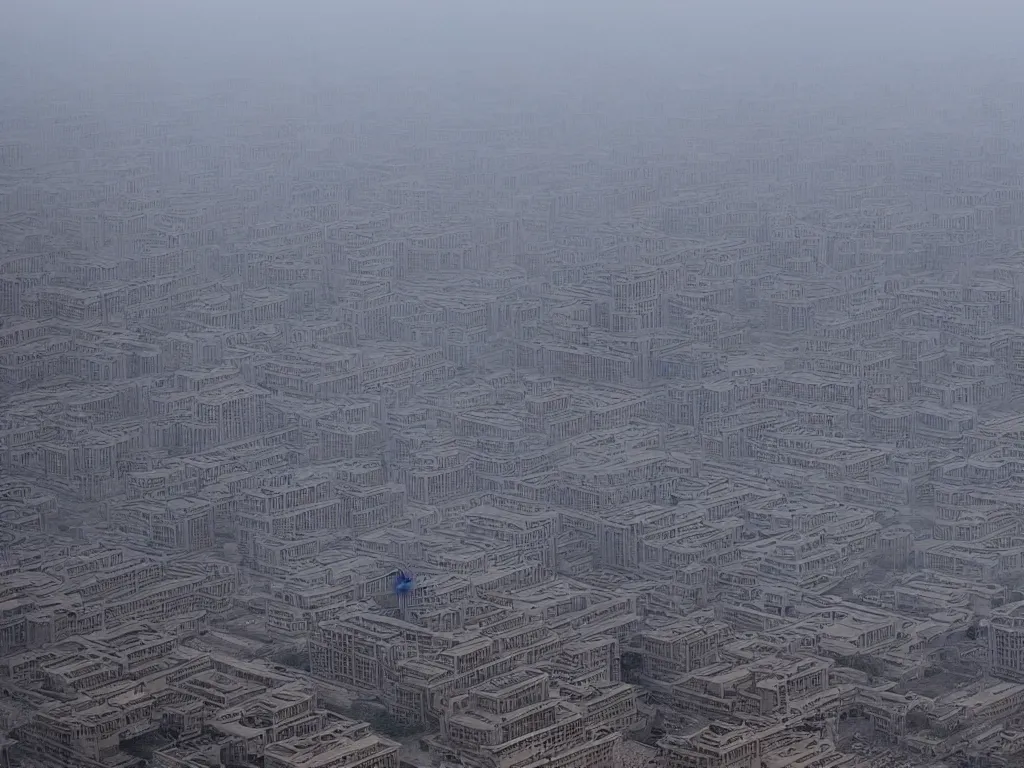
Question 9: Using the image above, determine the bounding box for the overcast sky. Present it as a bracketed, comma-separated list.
[3, 0, 1021, 105]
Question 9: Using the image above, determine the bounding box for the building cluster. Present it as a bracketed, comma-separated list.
[2, 58, 1024, 768]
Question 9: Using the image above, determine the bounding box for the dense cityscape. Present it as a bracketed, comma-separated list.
[3, 4, 1024, 768]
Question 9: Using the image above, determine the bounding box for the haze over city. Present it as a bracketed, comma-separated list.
[2, 2, 1024, 768]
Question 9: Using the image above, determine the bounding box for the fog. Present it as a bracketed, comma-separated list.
[7, 1, 1024, 91]
[3, 0, 1024, 766]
